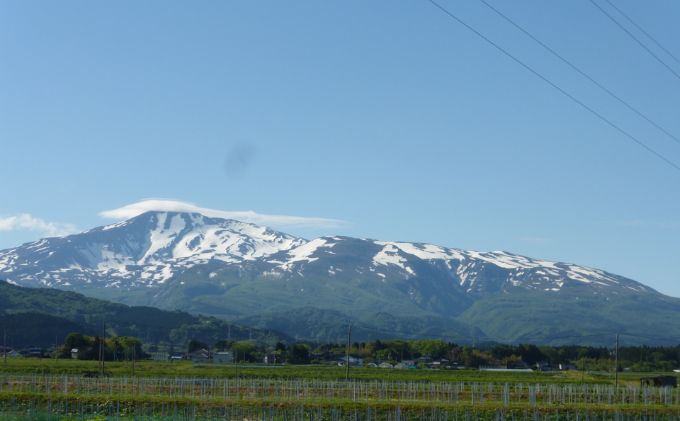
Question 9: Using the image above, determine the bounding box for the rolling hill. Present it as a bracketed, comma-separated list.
[0, 280, 286, 348]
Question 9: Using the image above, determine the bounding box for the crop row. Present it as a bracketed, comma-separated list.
[1, 375, 679, 407]
[0, 392, 679, 421]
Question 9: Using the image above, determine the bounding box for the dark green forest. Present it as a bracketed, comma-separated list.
[3, 281, 680, 372]
[0, 281, 286, 349]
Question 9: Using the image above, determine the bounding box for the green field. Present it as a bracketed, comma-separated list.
[0, 358, 673, 385]
[1, 359, 679, 420]
[0, 358, 599, 383]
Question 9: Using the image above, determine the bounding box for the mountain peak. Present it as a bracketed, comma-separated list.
[116, 210, 229, 227]
[0, 214, 674, 345]
[0, 210, 305, 288]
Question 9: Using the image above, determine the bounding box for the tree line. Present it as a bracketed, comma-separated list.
[50, 333, 680, 371]
[58, 333, 146, 361]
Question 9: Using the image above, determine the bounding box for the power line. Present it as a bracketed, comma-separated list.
[603, 0, 680, 68]
[475, 0, 680, 146]
[588, 0, 680, 82]
[424, 0, 680, 172]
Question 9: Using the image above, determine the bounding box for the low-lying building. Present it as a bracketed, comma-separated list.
[214, 351, 234, 364]
[189, 348, 211, 363]
[337, 356, 363, 367]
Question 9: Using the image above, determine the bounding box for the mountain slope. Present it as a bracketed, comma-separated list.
[0, 281, 287, 348]
[458, 288, 680, 346]
[0, 211, 303, 288]
[0, 211, 677, 345]
[235, 307, 485, 343]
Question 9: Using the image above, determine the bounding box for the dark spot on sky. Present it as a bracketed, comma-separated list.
[224, 143, 257, 179]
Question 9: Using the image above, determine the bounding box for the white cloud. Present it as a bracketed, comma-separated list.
[0, 213, 78, 237]
[99, 199, 346, 228]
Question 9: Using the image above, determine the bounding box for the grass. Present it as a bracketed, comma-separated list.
[2, 359, 679, 420]
[1, 389, 680, 417]
[5, 357, 675, 387]
[0, 358, 615, 384]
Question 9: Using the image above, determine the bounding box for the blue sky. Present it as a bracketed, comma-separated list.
[1, 1, 679, 296]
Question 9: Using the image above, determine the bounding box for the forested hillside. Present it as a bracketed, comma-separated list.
[0, 281, 285, 348]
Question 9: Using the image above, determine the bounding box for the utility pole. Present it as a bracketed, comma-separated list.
[99, 321, 106, 376]
[614, 333, 619, 389]
[3, 329, 6, 364]
[470, 327, 476, 349]
[581, 357, 586, 383]
[345, 322, 352, 381]
[235, 350, 240, 387]
[98, 337, 104, 376]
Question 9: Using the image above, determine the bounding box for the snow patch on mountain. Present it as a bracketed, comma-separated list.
[382, 242, 465, 261]
[0, 211, 306, 288]
[100, 219, 132, 231]
[280, 238, 335, 270]
[364, 240, 642, 294]
[141, 213, 185, 262]
[0, 211, 655, 297]
[96, 248, 134, 273]
[373, 242, 416, 276]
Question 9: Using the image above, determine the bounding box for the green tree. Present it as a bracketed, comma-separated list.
[411, 339, 449, 359]
[287, 343, 310, 364]
[213, 339, 233, 351]
[231, 341, 256, 362]
[517, 344, 545, 365]
[461, 347, 493, 367]
[114, 336, 144, 361]
[187, 339, 208, 353]
[61, 332, 91, 359]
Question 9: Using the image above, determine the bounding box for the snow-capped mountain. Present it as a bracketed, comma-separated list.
[268, 237, 652, 295]
[0, 212, 303, 288]
[0, 211, 677, 345]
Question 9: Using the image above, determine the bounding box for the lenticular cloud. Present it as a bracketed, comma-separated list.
[99, 199, 345, 228]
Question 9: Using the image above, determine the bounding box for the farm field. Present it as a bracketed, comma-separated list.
[0, 359, 602, 383]
[1, 360, 679, 420]
[0, 358, 672, 385]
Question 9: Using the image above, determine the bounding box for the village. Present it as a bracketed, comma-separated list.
[4, 338, 679, 379]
